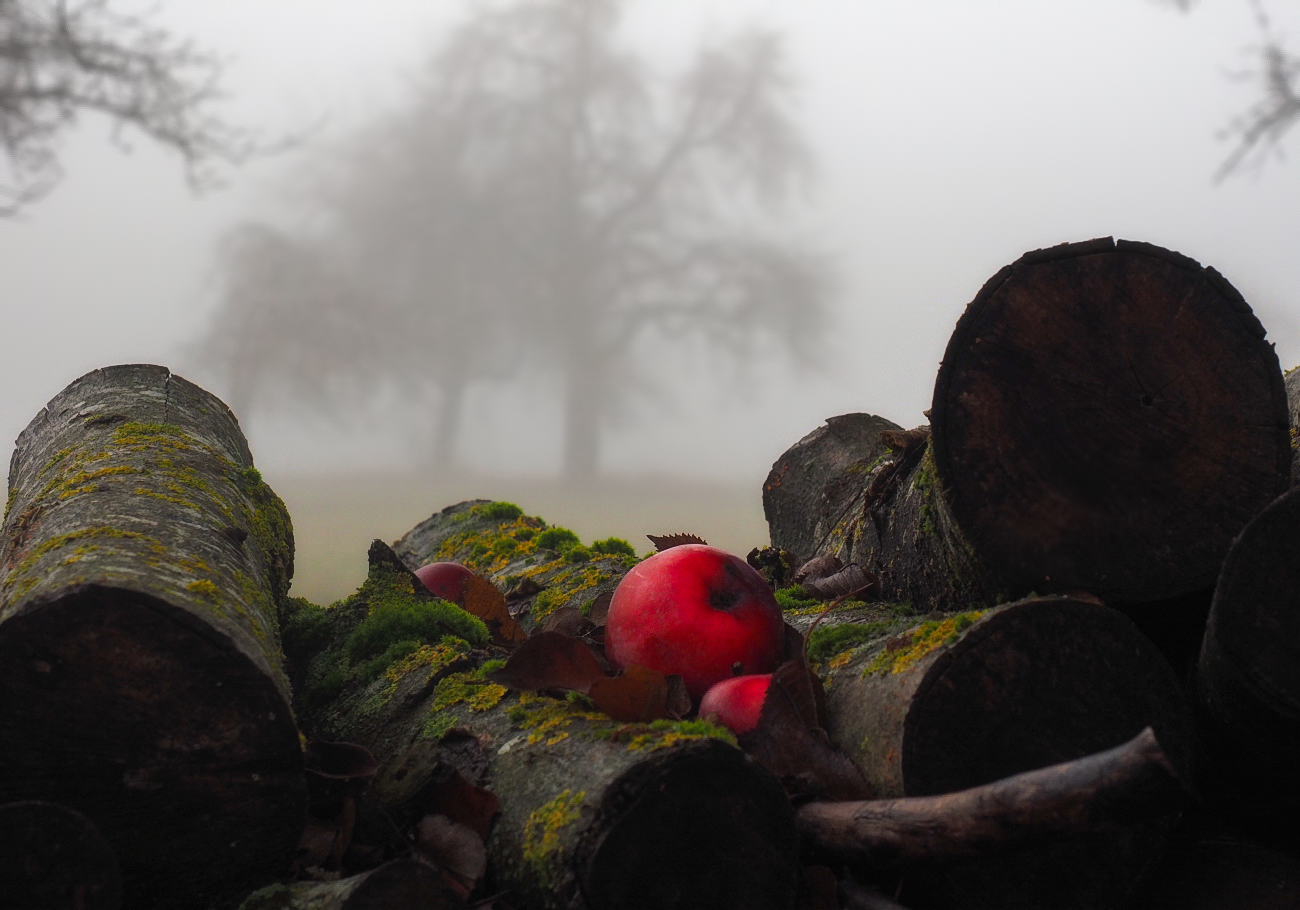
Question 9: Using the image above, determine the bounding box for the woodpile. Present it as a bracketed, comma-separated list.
[3, 236, 1297, 908]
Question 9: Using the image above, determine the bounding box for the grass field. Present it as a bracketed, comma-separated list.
[271, 471, 771, 605]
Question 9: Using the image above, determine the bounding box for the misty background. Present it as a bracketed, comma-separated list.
[2, 0, 1298, 603]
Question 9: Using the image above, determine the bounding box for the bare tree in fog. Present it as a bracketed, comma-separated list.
[0, 0, 252, 215]
[197, 0, 828, 477]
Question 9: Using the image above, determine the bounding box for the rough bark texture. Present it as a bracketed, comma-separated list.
[810, 597, 1195, 908]
[0, 364, 304, 910]
[931, 237, 1290, 603]
[238, 860, 460, 910]
[0, 801, 122, 910]
[290, 519, 800, 910]
[762, 413, 901, 562]
[1195, 485, 1300, 851]
[796, 727, 1183, 863]
[1286, 366, 1300, 485]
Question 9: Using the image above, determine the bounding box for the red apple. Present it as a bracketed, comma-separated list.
[699, 673, 772, 735]
[605, 544, 785, 698]
[414, 561, 477, 605]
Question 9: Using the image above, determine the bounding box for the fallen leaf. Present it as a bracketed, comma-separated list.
[488, 631, 606, 693]
[505, 576, 545, 602]
[541, 605, 595, 638]
[793, 554, 843, 585]
[422, 768, 500, 842]
[416, 814, 487, 896]
[588, 664, 673, 722]
[802, 564, 878, 600]
[665, 674, 692, 720]
[646, 532, 708, 552]
[462, 572, 528, 646]
[586, 590, 613, 625]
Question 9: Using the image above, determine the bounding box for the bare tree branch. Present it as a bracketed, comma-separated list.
[1214, 0, 1300, 180]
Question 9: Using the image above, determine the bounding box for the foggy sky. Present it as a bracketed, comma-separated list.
[1, 0, 1297, 481]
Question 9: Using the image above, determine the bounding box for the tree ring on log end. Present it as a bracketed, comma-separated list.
[0, 586, 304, 909]
[578, 739, 798, 910]
[901, 597, 1194, 796]
[931, 237, 1290, 601]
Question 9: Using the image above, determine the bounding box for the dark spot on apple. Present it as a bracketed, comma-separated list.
[709, 586, 743, 611]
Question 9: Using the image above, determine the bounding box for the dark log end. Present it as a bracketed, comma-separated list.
[578, 739, 799, 910]
[932, 238, 1290, 601]
[0, 588, 304, 909]
[0, 801, 122, 910]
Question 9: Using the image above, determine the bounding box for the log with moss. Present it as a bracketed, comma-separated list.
[238, 860, 460, 910]
[799, 239, 1290, 613]
[1195, 485, 1300, 848]
[1286, 366, 1299, 484]
[392, 499, 639, 633]
[806, 596, 1196, 909]
[285, 536, 799, 910]
[0, 365, 303, 909]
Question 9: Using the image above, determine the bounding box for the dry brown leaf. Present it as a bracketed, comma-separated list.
[488, 631, 606, 694]
[793, 554, 843, 585]
[505, 575, 545, 602]
[462, 572, 527, 646]
[416, 814, 487, 896]
[646, 532, 708, 552]
[422, 769, 500, 842]
[588, 664, 673, 722]
[801, 564, 878, 600]
[587, 590, 613, 625]
[541, 605, 595, 638]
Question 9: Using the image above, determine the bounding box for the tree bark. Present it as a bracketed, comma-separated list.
[0, 364, 304, 910]
[1286, 366, 1299, 485]
[929, 237, 1290, 603]
[0, 801, 122, 910]
[238, 860, 461, 910]
[762, 413, 901, 563]
[1195, 485, 1300, 850]
[796, 727, 1183, 863]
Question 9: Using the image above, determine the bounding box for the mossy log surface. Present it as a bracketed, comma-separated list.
[1195, 486, 1300, 849]
[931, 237, 1290, 603]
[238, 860, 459, 910]
[811, 597, 1196, 910]
[392, 500, 636, 633]
[1286, 366, 1299, 485]
[292, 530, 798, 910]
[0, 364, 303, 909]
[762, 413, 901, 563]
[0, 800, 122, 910]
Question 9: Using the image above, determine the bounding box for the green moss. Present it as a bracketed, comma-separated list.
[535, 527, 580, 552]
[514, 527, 536, 541]
[590, 537, 635, 558]
[423, 711, 458, 741]
[470, 501, 524, 521]
[347, 595, 487, 662]
[355, 639, 422, 684]
[281, 598, 333, 660]
[807, 622, 894, 665]
[492, 537, 520, 558]
[480, 658, 507, 675]
[564, 544, 592, 563]
[523, 790, 585, 887]
[4, 527, 166, 598]
[775, 585, 821, 612]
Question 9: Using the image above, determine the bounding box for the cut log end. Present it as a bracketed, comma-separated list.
[932, 238, 1290, 601]
[579, 740, 799, 910]
[0, 588, 303, 907]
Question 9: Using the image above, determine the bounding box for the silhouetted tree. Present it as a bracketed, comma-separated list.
[197, 0, 828, 476]
[0, 0, 251, 215]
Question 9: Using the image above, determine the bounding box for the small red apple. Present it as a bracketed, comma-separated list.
[698, 673, 772, 735]
[414, 561, 477, 605]
[605, 544, 785, 699]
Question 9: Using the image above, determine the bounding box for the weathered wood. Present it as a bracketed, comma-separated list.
[1195, 486, 1300, 846]
[820, 596, 1194, 797]
[796, 727, 1183, 862]
[1128, 837, 1300, 909]
[238, 860, 461, 909]
[930, 237, 1289, 603]
[762, 413, 902, 562]
[1286, 366, 1300, 485]
[0, 365, 304, 909]
[292, 531, 799, 910]
[0, 801, 122, 910]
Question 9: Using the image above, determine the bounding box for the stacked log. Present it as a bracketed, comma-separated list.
[0, 365, 303, 909]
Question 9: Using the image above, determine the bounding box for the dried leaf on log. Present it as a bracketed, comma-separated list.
[461, 572, 527, 646]
[647, 532, 708, 551]
[793, 554, 842, 585]
[588, 665, 682, 722]
[504, 576, 544, 602]
[541, 606, 595, 638]
[421, 769, 500, 842]
[416, 814, 487, 896]
[488, 631, 605, 693]
[802, 564, 878, 600]
[587, 590, 613, 625]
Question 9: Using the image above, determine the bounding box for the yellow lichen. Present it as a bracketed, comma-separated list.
[187, 579, 220, 598]
[522, 790, 585, 886]
[863, 611, 986, 676]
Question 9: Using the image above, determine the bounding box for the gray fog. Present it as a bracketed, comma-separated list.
[2, 0, 1298, 483]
